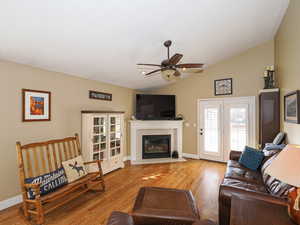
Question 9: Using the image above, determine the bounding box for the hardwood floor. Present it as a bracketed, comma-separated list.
[0, 159, 226, 225]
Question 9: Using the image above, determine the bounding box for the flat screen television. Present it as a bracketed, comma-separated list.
[136, 94, 176, 120]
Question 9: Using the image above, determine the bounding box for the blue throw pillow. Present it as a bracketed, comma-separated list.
[264, 143, 286, 151]
[239, 146, 264, 171]
[25, 167, 68, 199]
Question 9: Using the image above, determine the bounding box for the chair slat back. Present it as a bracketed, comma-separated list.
[17, 134, 81, 179]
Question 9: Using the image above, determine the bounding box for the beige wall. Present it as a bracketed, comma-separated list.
[275, 0, 300, 144]
[0, 60, 134, 201]
[147, 40, 275, 154]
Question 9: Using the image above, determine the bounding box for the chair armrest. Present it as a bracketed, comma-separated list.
[84, 160, 102, 165]
[23, 183, 41, 200]
[106, 211, 134, 225]
[24, 183, 40, 190]
[229, 151, 242, 161]
[84, 160, 104, 176]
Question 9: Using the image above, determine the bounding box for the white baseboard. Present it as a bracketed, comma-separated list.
[123, 156, 131, 162]
[0, 194, 22, 211]
[182, 153, 200, 159]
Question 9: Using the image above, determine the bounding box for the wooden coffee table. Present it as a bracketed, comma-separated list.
[230, 194, 296, 225]
[132, 187, 200, 225]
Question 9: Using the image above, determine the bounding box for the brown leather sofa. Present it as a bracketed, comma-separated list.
[219, 150, 293, 225]
[106, 211, 217, 225]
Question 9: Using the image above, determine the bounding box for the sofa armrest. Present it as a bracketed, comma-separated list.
[219, 183, 287, 225]
[84, 159, 103, 165]
[229, 151, 242, 161]
[220, 184, 287, 206]
[106, 211, 134, 225]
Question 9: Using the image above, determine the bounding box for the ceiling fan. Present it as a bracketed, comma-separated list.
[137, 40, 204, 81]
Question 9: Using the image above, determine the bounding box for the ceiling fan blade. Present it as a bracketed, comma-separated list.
[137, 63, 161, 67]
[169, 53, 183, 65]
[176, 63, 204, 68]
[144, 69, 162, 76]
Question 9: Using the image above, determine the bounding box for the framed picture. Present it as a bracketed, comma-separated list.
[284, 90, 300, 124]
[89, 90, 112, 101]
[22, 89, 51, 122]
[214, 78, 233, 96]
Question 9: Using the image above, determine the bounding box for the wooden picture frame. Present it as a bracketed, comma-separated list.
[22, 89, 51, 122]
[89, 90, 112, 101]
[284, 90, 300, 124]
[214, 78, 233, 96]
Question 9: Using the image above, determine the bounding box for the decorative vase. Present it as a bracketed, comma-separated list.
[264, 77, 270, 89]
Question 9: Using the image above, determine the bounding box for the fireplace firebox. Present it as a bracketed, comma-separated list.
[142, 135, 171, 159]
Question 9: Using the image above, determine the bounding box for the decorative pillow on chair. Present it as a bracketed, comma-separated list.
[62, 156, 87, 183]
[25, 167, 68, 199]
[264, 143, 286, 151]
[239, 146, 264, 171]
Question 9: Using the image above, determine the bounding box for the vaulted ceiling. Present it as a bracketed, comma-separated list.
[0, 0, 289, 90]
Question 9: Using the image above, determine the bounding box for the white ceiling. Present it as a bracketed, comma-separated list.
[0, 0, 289, 90]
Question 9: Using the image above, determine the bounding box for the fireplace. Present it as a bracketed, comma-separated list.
[142, 135, 171, 159]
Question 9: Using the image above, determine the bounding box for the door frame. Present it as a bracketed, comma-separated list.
[197, 96, 256, 162]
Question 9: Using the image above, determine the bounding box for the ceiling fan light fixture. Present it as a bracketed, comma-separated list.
[161, 69, 176, 81]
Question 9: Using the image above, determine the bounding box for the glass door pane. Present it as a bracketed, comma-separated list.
[109, 115, 121, 158]
[92, 116, 107, 161]
[204, 108, 220, 153]
[230, 107, 248, 151]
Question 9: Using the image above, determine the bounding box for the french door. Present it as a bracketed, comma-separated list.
[198, 97, 255, 162]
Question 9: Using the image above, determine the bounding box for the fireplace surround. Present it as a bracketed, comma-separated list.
[130, 120, 184, 164]
[142, 135, 171, 159]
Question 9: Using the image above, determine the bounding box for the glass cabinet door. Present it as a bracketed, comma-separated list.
[92, 115, 107, 161]
[109, 115, 122, 158]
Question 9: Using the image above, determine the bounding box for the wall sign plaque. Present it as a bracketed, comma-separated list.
[89, 90, 112, 101]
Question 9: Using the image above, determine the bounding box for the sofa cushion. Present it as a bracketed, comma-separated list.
[239, 146, 264, 170]
[261, 153, 293, 198]
[221, 178, 267, 193]
[225, 160, 263, 185]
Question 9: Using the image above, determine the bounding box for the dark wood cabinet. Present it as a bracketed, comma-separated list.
[259, 89, 280, 148]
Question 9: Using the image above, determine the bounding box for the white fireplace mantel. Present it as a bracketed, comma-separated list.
[129, 120, 184, 164]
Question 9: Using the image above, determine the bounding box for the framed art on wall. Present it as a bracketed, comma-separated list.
[214, 78, 233, 96]
[22, 89, 51, 122]
[284, 90, 300, 124]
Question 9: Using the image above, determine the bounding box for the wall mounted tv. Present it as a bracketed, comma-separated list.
[136, 94, 176, 120]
